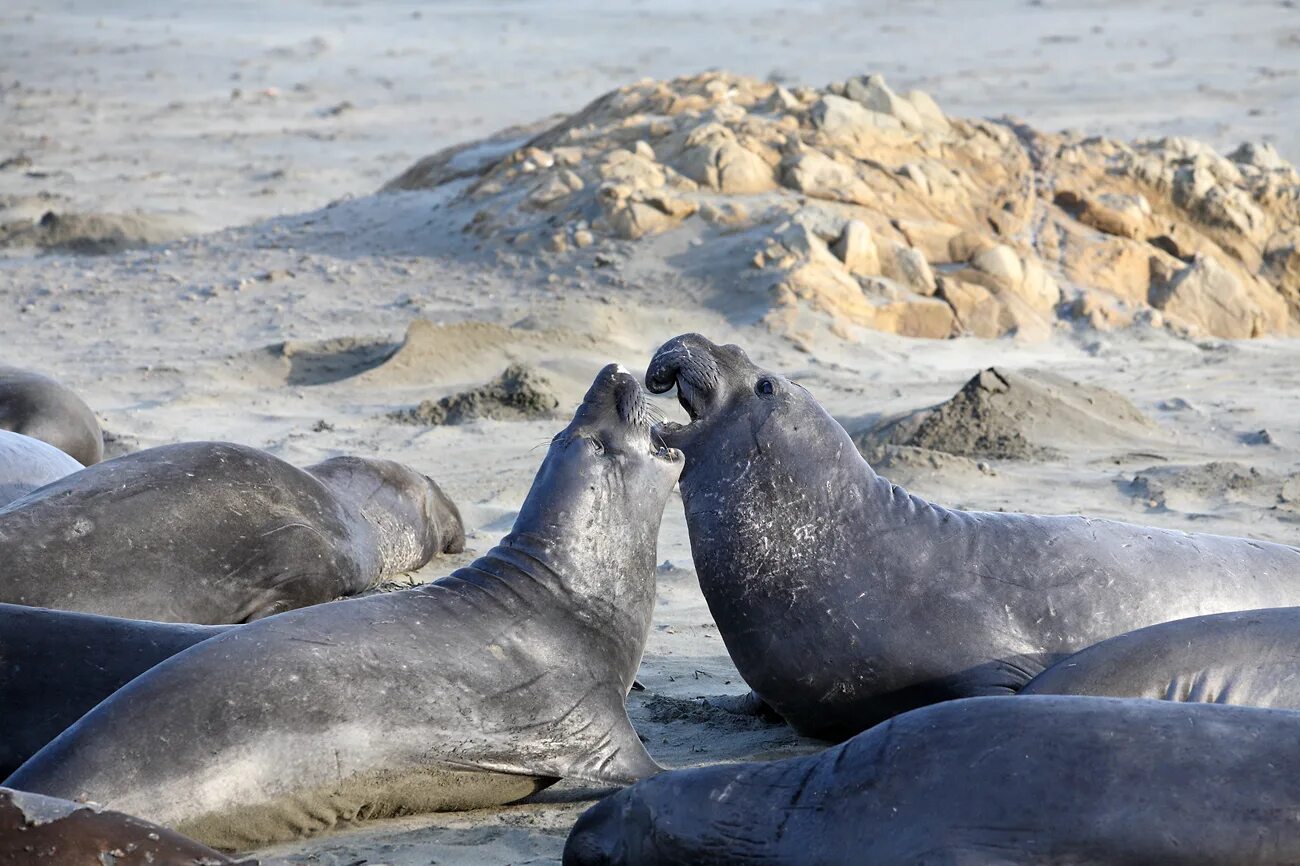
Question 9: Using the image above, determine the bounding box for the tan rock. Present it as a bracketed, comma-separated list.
[809, 94, 903, 148]
[831, 220, 880, 275]
[1018, 257, 1062, 314]
[896, 220, 963, 264]
[844, 75, 925, 131]
[971, 244, 1024, 288]
[780, 148, 876, 206]
[948, 231, 997, 263]
[699, 201, 751, 227]
[903, 89, 950, 132]
[881, 243, 937, 295]
[940, 278, 1003, 338]
[674, 123, 775, 194]
[1148, 254, 1272, 339]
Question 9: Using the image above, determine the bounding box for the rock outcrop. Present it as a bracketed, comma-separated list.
[385, 71, 1300, 341]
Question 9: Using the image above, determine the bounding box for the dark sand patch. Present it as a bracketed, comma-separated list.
[388, 365, 559, 426]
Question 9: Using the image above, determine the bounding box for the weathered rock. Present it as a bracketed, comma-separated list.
[1149, 254, 1282, 339]
[831, 220, 880, 275]
[880, 243, 937, 295]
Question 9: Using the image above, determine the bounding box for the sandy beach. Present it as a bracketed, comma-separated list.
[2, 1, 1300, 862]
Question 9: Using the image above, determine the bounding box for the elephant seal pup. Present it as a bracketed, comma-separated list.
[0, 786, 253, 865]
[0, 604, 229, 777]
[646, 333, 1300, 740]
[564, 696, 1300, 866]
[1022, 607, 1300, 708]
[0, 365, 103, 465]
[0, 443, 464, 623]
[8, 365, 682, 850]
[0, 430, 82, 506]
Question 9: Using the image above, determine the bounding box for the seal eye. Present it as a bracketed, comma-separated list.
[755, 378, 775, 397]
[589, 438, 606, 456]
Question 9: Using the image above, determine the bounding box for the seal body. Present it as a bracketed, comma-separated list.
[1022, 607, 1300, 708]
[0, 786, 251, 865]
[7, 366, 682, 850]
[0, 365, 103, 465]
[564, 696, 1300, 866]
[646, 334, 1300, 739]
[0, 603, 228, 777]
[0, 431, 82, 507]
[0, 442, 463, 623]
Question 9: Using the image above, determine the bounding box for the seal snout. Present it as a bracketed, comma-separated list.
[563, 795, 628, 866]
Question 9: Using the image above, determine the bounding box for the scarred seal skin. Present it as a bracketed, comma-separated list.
[0, 443, 464, 623]
[6, 365, 681, 851]
[0, 365, 103, 466]
[564, 696, 1300, 866]
[646, 333, 1300, 740]
[0, 785, 253, 865]
[0, 430, 82, 507]
[1022, 606, 1300, 707]
[0, 603, 229, 778]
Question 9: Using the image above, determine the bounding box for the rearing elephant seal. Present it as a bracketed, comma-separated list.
[1021, 607, 1300, 708]
[645, 333, 1300, 740]
[564, 696, 1300, 865]
[8, 365, 682, 850]
[0, 364, 103, 465]
[0, 603, 229, 777]
[0, 430, 82, 507]
[0, 443, 464, 623]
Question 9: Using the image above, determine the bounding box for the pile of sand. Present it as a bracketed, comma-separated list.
[384, 71, 1300, 341]
[389, 364, 559, 426]
[1126, 461, 1300, 513]
[857, 367, 1159, 461]
[0, 210, 187, 255]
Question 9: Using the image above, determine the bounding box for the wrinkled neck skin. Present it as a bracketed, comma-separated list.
[443, 441, 663, 685]
[679, 398, 902, 602]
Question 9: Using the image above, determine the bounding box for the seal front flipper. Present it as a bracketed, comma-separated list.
[563, 699, 662, 786]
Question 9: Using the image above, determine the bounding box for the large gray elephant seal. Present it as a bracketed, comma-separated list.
[0, 443, 464, 623]
[0, 604, 228, 777]
[0, 364, 103, 465]
[0, 786, 253, 865]
[1021, 607, 1300, 708]
[645, 333, 1300, 740]
[0, 430, 82, 506]
[564, 695, 1300, 865]
[7, 365, 682, 850]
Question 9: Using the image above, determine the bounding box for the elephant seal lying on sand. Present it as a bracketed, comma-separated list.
[0, 364, 103, 465]
[0, 604, 229, 777]
[646, 333, 1300, 739]
[564, 696, 1300, 865]
[7, 366, 681, 850]
[1022, 607, 1300, 708]
[0, 786, 253, 865]
[0, 443, 464, 623]
[0, 430, 82, 507]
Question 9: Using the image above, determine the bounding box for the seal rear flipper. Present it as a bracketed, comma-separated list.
[522, 699, 662, 786]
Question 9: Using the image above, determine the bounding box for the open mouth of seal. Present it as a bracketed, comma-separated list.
[606, 365, 681, 463]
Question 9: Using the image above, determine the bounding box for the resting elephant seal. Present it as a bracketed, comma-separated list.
[0, 430, 82, 507]
[0, 786, 253, 865]
[8, 366, 681, 850]
[564, 695, 1300, 865]
[0, 365, 103, 465]
[0, 443, 464, 623]
[0, 604, 228, 777]
[1021, 607, 1300, 708]
[645, 333, 1300, 739]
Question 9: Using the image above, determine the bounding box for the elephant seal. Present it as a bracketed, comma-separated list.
[1021, 607, 1300, 708]
[0, 786, 253, 865]
[8, 365, 682, 850]
[564, 695, 1300, 865]
[645, 333, 1300, 740]
[0, 365, 103, 465]
[0, 430, 82, 507]
[0, 443, 464, 623]
[0, 604, 228, 777]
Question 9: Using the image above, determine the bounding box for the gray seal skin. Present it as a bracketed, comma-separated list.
[1021, 606, 1300, 707]
[0, 430, 82, 506]
[0, 786, 254, 865]
[7, 365, 682, 850]
[564, 695, 1300, 866]
[0, 365, 103, 466]
[0, 603, 229, 778]
[645, 333, 1300, 740]
[0, 442, 464, 623]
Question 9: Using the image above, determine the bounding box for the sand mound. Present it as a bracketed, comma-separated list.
[857, 368, 1159, 460]
[388, 364, 559, 426]
[254, 335, 400, 386]
[0, 210, 187, 255]
[1126, 461, 1298, 512]
[385, 71, 1300, 341]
